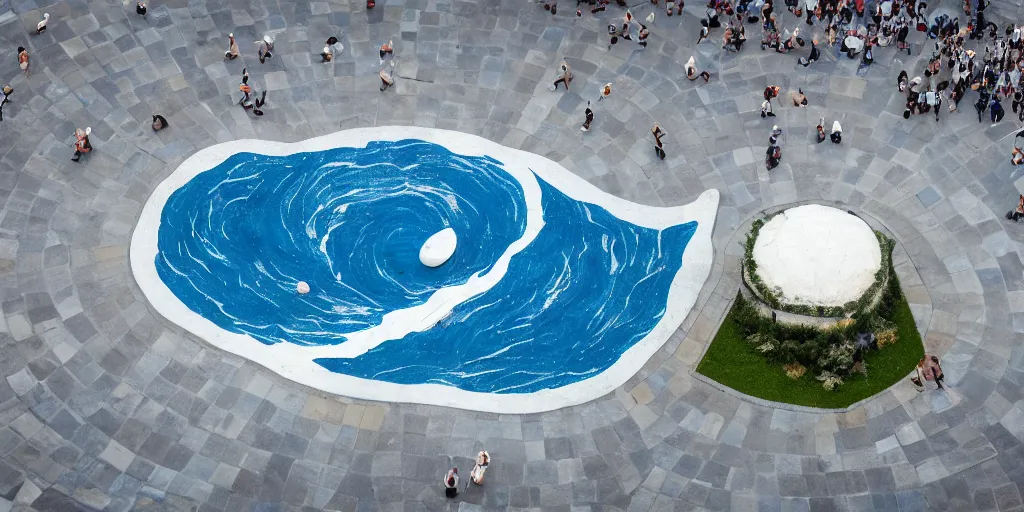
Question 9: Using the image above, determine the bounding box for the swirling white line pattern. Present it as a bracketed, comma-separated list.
[130, 127, 719, 413]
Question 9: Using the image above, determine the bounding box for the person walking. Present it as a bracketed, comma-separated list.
[379, 66, 395, 91]
[685, 56, 711, 82]
[598, 83, 612, 101]
[443, 468, 459, 498]
[17, 47, 29, 77]
[0, 85, 10, 122]
[35, 13, 49, 34]
[766, 143, 781, 169]
[1010, 194, 1024, 220]
[225, 33, 240, 60]
[136, 0, 147, 15]
[830, 120, 842, 143]
[551, 60, 572, 90]
[70, 127, 92, 162]
[322, 36, 340, 62]
[638, 25, 650, 47]
[652, 123, 667, 159]
[257, 35, 274, 63]
[581, 101, 594, 131]
[379, 40, 394, 66]
[816, 116, 826, 143]
[238, 68, 252, 107]
[991, 96, 1005, 123]
[761, 99, 775, 117]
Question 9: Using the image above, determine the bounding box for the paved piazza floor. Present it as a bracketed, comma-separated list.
[1, 0, 1024, 510]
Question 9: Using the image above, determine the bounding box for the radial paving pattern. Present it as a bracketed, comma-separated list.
[1, 0, 1023, 510]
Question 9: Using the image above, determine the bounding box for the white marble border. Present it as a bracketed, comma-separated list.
[130, 127, 719, 413]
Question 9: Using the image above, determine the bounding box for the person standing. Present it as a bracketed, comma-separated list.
[17, 47, 29, 77]
[70, 127, 92, 162]
[151, 114, 168, 131]
[443, 468, 459, 499]
[816, 116, 826, 143]
[761, 99, 775, 117]
[581, 101, 594, 131]
[225, 33, 240, 60]
[638, 25, 650, 47]
[652, 123, 666, 159]
[0, 85, 11, 122]
[470, 451, 490, 485]
[136, 0, 147, 15]
[598, 83, 612, 101]
[35, 13, 49, 34]
[551, 60, 572, 90]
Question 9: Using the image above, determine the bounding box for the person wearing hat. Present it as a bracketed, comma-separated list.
[71, 127, 92, 162]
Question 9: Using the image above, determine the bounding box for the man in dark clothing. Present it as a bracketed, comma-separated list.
[798, 39, 820, 66]
[991, 96, 1005, 123]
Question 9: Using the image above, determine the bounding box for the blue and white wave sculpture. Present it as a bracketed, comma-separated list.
[130, 127, 719, 413]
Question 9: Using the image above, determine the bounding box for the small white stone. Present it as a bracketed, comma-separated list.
[419, 228, 457, 268]
[296, 281, 310, 294]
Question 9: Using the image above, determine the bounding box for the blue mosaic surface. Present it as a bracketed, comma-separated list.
[156, 140, 697, 393]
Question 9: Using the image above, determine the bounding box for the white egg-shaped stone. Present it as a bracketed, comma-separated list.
[419, 228, 457, 267]
[296, 281, 310, 294]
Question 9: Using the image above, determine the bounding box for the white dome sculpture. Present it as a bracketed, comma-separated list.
[752, 205, 881, 306]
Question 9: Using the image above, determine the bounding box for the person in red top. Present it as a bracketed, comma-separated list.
[17, 47, 29, 77]
[71, 127, 91, 162]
